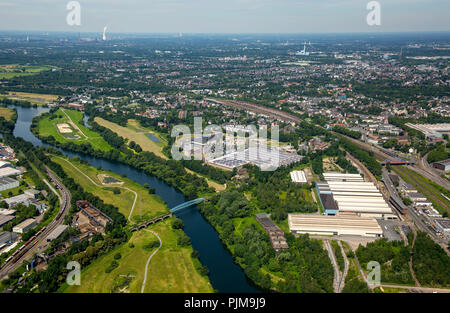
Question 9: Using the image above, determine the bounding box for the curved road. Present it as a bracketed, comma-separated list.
[55, 156, 138, 222]
[141, 229, 162, 293]
[337, 241, 349, 293]
[417, 152, 450, 190]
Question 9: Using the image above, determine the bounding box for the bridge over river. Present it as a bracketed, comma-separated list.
[131, 198, 205, 232]
[170, 198, 205, 213]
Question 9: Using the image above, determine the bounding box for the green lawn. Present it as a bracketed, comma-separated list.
[51, 156, 169, 223]
[94, 117, 167, 158]
[38, 108, 112, 152]
[0, 64, 54, 79]
[61, 219, 213, 293]
[0, 107, 15, 121]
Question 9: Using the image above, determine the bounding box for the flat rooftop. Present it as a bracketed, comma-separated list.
[288, 214, 383, 237]
[290, 170, 307, 183]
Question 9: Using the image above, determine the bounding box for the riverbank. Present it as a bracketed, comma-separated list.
[7, 104, 260, 293]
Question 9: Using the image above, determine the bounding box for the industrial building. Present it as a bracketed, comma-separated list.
[46, 225, 68, 242]
[0, 177, 19, 192]
[0, 231, 18, 246]
[0, 161, 22, 178]
[432, 159, 450, 172]
[3, 191, 46, 213]
[316, 173, 396, 219]
[290, 170, 307, 183]
[208, 146, 303, 171]
[435, 219, 450, 235]
[404, 123, 450, 140]
[13, 218, 37, 234]
[322, 172, 364, 182]
[255, 213, 288, 251]
[0, 215, 14, 228]
[288, 214, 383, 238]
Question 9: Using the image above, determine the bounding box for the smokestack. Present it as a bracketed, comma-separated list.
[103, 26, 107, 41]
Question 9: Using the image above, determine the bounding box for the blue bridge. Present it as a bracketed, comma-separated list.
[171, 198, 205, 213]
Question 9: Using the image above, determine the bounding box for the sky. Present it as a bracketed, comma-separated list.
[0, 0, 449, 34]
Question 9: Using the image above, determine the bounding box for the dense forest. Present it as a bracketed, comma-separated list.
[338, 137, 382, 178]
[333, 126, 362, 140]
[198, 190, 334, 293]
[427, 145, 449, 163]
[411, 232, 450, 287]
[0, 106, 17, 134]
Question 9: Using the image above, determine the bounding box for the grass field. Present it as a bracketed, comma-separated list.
[51, 156, 169, 223]
[62, 219, 213, 293]
[0, 107, 15, 121]
[95, 117, 167, 159]
[0, 64, 54, 79]
[39, 109, 112, 152]
[95, 117, 226, 192]
[4, 91, 59, 105]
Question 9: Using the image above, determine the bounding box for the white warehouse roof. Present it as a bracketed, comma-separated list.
[323, 172, 365, 182]
[290, 170, 307, 183]
[288, 214, 383, 237]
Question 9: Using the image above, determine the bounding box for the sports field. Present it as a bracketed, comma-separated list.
[38, 108, 112, 152]
[94, 117, 168, 159]
[52, 156, 169, 223]
[61, 219, 213, 293]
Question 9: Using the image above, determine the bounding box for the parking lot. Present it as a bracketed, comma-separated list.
[377, 219, 407, 241]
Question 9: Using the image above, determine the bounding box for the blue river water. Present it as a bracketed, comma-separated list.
[8, 105, 260, 293]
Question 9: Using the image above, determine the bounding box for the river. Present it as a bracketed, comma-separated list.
[8, 105, 260, 293]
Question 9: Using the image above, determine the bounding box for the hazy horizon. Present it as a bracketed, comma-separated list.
[0, 0, 449, 34]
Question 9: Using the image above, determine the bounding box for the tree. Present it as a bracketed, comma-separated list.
[172, 218, 184, 229]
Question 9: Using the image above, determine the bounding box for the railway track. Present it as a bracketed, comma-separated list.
[393, 166, 450, 213]
[0, 166, 71, 280]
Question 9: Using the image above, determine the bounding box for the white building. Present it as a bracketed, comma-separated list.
[0, 161, 22, 178]
[288, 214, 383, 238]
[290, 170, 307, 183]
[323, 172, 364, 182]
[13, 218, 37, 234]
[0, 177, 19, 192]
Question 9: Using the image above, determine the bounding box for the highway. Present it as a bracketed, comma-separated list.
[0, 166, 71, 280]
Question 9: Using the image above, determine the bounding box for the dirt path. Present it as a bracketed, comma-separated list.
[141, 229, 162, 293]
[337, 241, 349, 293]
[55, 156, 138, 222]
[409, 230, 421, 287]
[324, 240, 340, 293]
[61, 108, 88, 140]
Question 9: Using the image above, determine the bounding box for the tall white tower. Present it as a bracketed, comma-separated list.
[102, 26, 107, 41]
